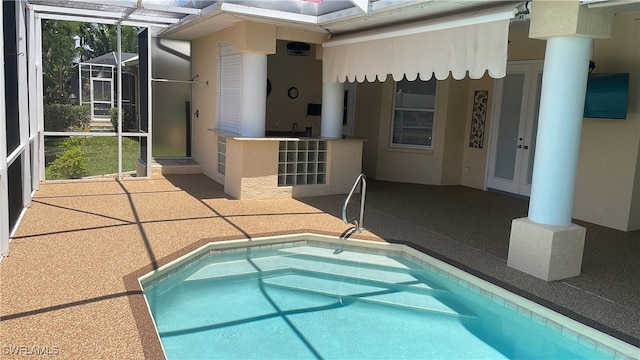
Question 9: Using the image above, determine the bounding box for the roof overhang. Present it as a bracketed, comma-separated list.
[24, 0, 640, 41]
[25, 0, 521, 40]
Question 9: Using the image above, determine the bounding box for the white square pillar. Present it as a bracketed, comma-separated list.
[507, 217, 586, 281]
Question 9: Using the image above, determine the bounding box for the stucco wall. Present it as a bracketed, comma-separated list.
[460, 74, 495, 189]
[225, 138, 290, 200]
[191, 22, 328, 185]
[266, 41, 323, 135]
[461, 21, 545, 190]
[224, 138, 363, 199]
[191, 16, 639, 230]
[368, 80, 448, 184]
[356, 21, 547, 187]
[191, 28, 235, 184]
[355, 81, 383, 178]
[441, 78, 469, 185]
[631, 140, 640, 230]
[291, 140, 364, 198]
[573, 12, 640, 231]
[508, 21, 547, 61]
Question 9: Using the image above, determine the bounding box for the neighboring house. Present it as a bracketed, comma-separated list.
[70, 51, 139, 124]
[1, 1, 639, 281]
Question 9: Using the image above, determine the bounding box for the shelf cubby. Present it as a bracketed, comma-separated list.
[277, 140, 327, 186]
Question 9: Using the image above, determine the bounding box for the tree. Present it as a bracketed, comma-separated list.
[41, 20, 138, 104]
[42, 20, 83, 104]
[77, 23, 138, 61]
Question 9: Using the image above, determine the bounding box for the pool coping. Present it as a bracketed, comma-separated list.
[126, 232, 639, 360]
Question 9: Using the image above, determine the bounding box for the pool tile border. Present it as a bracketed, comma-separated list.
[401, 244, 639, 360]
[135, 233, 640, 360]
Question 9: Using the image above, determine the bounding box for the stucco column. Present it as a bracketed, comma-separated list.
[240, 52, 267, 137]
[507, 0, 613, 281]
[321, 80, 344, 138]
[528, 36, 592, 226]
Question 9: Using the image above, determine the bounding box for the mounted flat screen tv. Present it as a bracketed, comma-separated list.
[583, 73, 629, 119]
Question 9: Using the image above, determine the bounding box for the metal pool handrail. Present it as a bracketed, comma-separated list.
[342, 174, 366, 234]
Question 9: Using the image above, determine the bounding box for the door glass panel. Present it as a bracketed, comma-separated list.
[92, 79, 112, 102]
[526, 72, 543, 185]
[93, 103, 111, 118]
[494, 73, 525, 180]
[151, 38, 191, 157]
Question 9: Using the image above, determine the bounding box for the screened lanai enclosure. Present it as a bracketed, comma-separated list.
[1, 0, 199, 256]
[42, 22, 146, 180]
[43, 23, 191, 180]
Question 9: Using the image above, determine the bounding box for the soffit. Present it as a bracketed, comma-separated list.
[26, 0, 515, 40]
[164, 1, 514, 40]
[25, 0, 639, 41]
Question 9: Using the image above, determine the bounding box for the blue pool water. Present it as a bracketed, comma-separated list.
[142, 242, 616, 359]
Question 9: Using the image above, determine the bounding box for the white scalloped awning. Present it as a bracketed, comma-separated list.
[323, 5, 517, 83]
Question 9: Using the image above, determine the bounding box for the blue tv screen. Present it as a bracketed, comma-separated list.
[583, 73, 629, 119]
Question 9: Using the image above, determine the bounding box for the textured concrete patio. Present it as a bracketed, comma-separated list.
[0, 174, 638, 359]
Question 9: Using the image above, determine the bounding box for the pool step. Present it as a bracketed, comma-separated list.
[181, 248, 459, 318]
[186, 254, 445, 293]
[253, 254, 445, 291]
[262, 273, 474, 319]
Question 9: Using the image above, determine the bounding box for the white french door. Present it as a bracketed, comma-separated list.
[90, 77, 113, 121]
[487, 61, 543, 197]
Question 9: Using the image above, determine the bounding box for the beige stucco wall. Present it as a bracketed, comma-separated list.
[368, 80, 444, 184]
[441, 78, 469, 185]
[460, 74, 495, 189]
[468, 14, 640, 230]
[529, 0, 613, 40]
[352, 14, 639, 231]
[225, 138, 291, 199]
[234, 22, 276, 54]
[359, 76, 471, 186]
[631, 141, 640, 230]
[266, 41, 323, 135]
[508, 21, 547, 61]
[356, 22, 547, 187]
[191, 28, 235, 184]
[223, 138, 363, 199]
[190, 15, 639, 230]
[460, 22, 545, 190]
[191, 22, 329, 184]
[291, 140, 364, 198]
[355, 81, 383, 177]
[573, 12, 640, 231]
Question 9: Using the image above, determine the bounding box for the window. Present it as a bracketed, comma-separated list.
[392, 77, 437, 148]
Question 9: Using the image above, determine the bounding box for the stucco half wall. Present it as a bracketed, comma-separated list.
[224, 136, 364, 200]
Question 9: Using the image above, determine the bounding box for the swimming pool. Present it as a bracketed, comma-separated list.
[140, 233, 638, 359]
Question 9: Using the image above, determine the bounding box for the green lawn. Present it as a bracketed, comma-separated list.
[45, 136, 140, 179]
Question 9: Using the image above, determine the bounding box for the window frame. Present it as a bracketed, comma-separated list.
[390, 78, 438, 150]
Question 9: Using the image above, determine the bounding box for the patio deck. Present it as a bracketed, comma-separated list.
[0, 174, 638, 359]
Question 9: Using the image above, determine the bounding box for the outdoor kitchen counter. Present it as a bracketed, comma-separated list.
[208, 130, 364, 200]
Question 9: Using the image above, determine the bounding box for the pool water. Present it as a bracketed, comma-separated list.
[142, 242, 620, 359]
